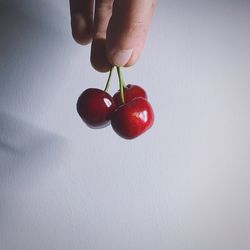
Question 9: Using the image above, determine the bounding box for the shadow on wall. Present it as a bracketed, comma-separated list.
[0, 111, 67, 184]
[0, 1, 68, 181]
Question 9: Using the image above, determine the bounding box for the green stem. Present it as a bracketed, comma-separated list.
[116, 66, 125, 104]
[104, 66, 114, 92]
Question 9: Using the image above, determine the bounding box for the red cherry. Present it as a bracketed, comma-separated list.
[111, 97, 154, 139]
[77, 88, 116, 128]
[113, 84, 147, 107]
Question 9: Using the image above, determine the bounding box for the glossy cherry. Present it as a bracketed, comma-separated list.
[113, 84, 147, 107]
[77, 88, 116, 128]
[111, 97, 154, 139]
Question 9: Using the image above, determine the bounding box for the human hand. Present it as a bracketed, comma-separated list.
[70, 0, 156, 72]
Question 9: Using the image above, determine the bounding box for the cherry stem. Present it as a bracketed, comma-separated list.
[116, 66, 125, 104]
[104, 66, 114, 92]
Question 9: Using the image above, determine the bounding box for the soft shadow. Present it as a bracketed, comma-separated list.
[0, 0, 68, 183]
[0, 112, 67, 184]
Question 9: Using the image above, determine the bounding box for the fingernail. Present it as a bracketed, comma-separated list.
[110, 49, 133, 66]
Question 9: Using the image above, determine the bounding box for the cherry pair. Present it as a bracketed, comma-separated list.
[77, 67, 154, 139]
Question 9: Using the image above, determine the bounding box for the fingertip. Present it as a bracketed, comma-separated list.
[124, 45, 143, 67]
[107, 49, 133, 67]
[90, 39, 112, 72]
[71, 13, 93, 45]
[124, 53, 138, 67]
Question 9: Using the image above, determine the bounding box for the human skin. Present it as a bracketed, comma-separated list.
[69, 0, 156, 72]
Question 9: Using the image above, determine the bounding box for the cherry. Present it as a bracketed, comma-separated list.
[77, 88, 116, 128]
[113, 84, 147, 107]
[111, 97, 154, 139]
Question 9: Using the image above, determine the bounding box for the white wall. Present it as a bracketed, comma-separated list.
[1, 0, 250, 249]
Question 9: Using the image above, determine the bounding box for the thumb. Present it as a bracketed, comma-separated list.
[106, 0, 156, 67]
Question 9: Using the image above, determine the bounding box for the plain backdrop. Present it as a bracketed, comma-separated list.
[1, 0, 250, 249]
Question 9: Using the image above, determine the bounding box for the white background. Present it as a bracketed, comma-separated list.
[1, 0, 250, 249]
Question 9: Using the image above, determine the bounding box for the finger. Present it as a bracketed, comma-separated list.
[90, 0, 114, 72]
[106, 0, 156, 67]
[91, 38, 111, 72]
[70, 0, 94, 45]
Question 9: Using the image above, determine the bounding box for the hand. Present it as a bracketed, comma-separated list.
[70, 0, 156, 72]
